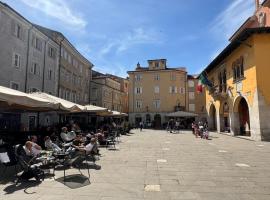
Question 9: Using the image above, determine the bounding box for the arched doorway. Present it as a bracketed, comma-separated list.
[220, 102, 230, 132]
[234, 97, 250, 136]
[209, 104, 217, 131]
[154, 114, 161, 129]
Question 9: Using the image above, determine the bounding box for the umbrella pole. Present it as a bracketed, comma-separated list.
[37, 111, 40, 130]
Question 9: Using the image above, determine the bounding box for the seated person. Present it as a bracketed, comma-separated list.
[44, 136, 61, 152]
[30, 135, 42, 156]
[95, 130, 106, 145]
[69, 138, 98, 166]
[60, 127, 76, 142]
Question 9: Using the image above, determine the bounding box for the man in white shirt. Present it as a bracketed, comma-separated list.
[70, 138, 98, 166]
[30, 136, 42, 156]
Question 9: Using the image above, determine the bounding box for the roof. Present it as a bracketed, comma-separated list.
[127, 67, 187, 74]
[34, 24, 93, 67]
[202, 27, 270, 74]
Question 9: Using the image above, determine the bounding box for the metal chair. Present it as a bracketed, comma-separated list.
[0, 144, 19, 177]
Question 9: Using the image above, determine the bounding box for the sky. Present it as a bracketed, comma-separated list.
[2, 0, 255, 78]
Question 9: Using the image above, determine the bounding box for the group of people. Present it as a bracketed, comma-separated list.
[167, 119, 181, 133]
[192, 121, 209, 139]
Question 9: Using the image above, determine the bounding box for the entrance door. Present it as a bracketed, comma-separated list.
[154, 114, 161, 129]
[238, 98, 250, 136]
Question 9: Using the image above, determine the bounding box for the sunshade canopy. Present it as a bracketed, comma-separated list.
[166, 111, 198, 118]
[31, 92, 85, 112]
[0, 86, 59, 111]
[83, 104, 108, 113]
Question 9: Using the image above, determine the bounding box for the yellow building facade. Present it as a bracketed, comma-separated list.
[204, 28, 270, 141]
[128, 59, 188, 128]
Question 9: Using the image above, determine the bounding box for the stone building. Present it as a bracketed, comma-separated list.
[90, 71, 122, 112]
[0, 2, 59, 130]
[202, 0, 270, 141]
[128, 59, 188, 128]
[34, 25, 93, 105]
[106, 74, 129, 113]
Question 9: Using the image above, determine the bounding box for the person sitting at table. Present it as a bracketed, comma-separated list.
[44, 136, 61, 152]
[30, 135, 42, 156]
[69, 138, 98, 166]
[96, 129, 107, 145]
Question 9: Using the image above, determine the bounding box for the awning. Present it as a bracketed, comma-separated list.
[83, 104, 108, 113]
[0, 86, 59, 111]
[98, 110, 128, 117]
[166, 111, 198, 117]
[30, 92, 84, 112]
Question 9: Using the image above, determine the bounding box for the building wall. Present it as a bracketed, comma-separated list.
[90, 77, 122, 112]
[0, 5, 30, 91]
[204, 34, 270, 141]
[129, 70, 187, 113]
[253, 34, 270, 140]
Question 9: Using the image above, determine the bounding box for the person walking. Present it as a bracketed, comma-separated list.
[139, 121, 143, 132]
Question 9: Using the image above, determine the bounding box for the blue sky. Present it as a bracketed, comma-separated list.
[3, 0, 255, 77]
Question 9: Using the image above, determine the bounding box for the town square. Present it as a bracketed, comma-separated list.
[0, 0, 270, 199]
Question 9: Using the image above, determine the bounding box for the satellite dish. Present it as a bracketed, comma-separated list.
[60, 131, 76, 142]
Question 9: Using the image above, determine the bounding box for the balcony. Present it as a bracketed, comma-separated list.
[209, 84, 228, 99]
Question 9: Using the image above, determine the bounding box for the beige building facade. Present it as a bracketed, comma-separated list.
[187, 75, 206, 120]
[90, 71, 122, 112]
[128, 59, 188, 128]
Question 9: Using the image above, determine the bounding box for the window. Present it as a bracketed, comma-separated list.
[154, 74, 160, 80]
[14, 24, 22, 39]
[92, 88, 98, 98]
[64, 49, 68, 60]
[179, 87, 185, 94]
[170, 73, 176, 81]
[30, 63, 40, 75]
[189, 92, 195, 100]
[13, 53, 21, 68]
[47, 69, 53, 80]
[135, 100, 143, 109]
[32, 36, 42, 51]
[155, 62, 159, 68]
[68, 54, 72, 64]
[48, 46, 56, 58]
[154, 86, 160, 94]
[169, 86, 177, 94]
[153, 99, 160, 109]
[79, 65, 83, 73]
[189, 104, 195, 112]
[232, 56, 244, 82]
[135, 87, 142, 94]
[188, 80, 194, 87]
[135, 74, 142, 81]
[72, 59, 78, 68]
[10, 81, 19, 90]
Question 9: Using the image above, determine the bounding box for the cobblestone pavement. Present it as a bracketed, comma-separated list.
[1, 129, 270, 200]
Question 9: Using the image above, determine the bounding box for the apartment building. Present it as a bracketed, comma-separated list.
[128, 59, 188, 128]
[90, 71, 122, 112]
[34, 25, 93, 105]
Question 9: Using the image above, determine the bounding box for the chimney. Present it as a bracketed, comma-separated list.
[255, 0, 260, 11]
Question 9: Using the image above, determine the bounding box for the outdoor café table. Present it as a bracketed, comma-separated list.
[52, 151, 70, 181]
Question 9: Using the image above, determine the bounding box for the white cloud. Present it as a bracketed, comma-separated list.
[96, 27, 163, 58]
[210, 0, 254, 40]
[20, 0, 87, 29]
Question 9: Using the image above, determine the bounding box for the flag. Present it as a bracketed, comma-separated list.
[196, 79, 203, 93]
[197, 72, 213, 93]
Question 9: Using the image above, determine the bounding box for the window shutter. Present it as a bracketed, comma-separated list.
[175, 87, 177, 93]
[169, 86, 172, 93]
[140, 87, 142, 94]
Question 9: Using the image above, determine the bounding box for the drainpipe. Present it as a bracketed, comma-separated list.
[57, 37, 65, 97]
[42, 37, 50, 92]
[24, 25, 33, 92]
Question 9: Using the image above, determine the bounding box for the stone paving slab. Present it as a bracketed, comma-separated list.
[1, 129, 270, 199]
